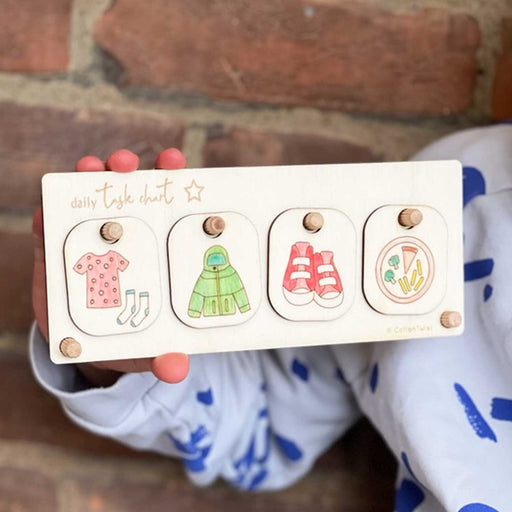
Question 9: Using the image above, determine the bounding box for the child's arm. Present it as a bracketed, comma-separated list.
[30, 321, 360, 490]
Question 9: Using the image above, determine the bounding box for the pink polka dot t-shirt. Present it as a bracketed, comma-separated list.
[73, 250, 129, 308]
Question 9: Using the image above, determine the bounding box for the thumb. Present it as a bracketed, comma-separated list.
[152, 353, 190, 383]
[32, 206, 49, 341]
[32, 207, 44, 261]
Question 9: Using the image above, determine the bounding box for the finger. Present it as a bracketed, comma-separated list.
[75, 155, 105, 172]
[155, 148, 187, 170]
[106, 149, 139, 173]
[151, 353, 190, 383]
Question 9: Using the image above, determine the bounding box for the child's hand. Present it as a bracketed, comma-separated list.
[32, 148, 190, 386]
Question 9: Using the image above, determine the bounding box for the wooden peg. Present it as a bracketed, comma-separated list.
[303, 212, 324, 233]
[203, 216, 225, 237]
[100, 222, 123, 243]
[440, 311, 462, 328]
[398, 208, 423, 228]
[59, 337, 82, 358]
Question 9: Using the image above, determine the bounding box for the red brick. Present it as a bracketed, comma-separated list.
[0, 232, 33, 330]
[0, 0, 70, 72]
[492, 18, 512, 121]
[96, 1, 480, 115]
[0, 349, 152, 456]
[203, 128, 379, 168]
[0, 102, 185, 211]
[0, 467, 57, 511]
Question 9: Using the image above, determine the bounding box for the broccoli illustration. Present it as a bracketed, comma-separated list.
[384, 269, 396, 284]
[388, 255, 400, 270]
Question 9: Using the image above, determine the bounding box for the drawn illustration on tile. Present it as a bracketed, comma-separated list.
[188, 245, 251, 318]
[376, 236, 435, 304]
[117, 290, 151, 328]
[282, 241, 344, 308]
[73, 250, 129, 309]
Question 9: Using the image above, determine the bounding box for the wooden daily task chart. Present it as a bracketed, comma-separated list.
[42, 161, 464, 365]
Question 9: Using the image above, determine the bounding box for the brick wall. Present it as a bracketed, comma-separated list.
[0, 0, 510, 510]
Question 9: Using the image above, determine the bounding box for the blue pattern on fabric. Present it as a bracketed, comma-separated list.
[462, 166, 493, 301]
[274, 434, 303, 461]
[459, 504, 500, 512]
[229, 403, 304, 491]
[248, 469, 268, 490]
[233, 439, 257, 486]
[369, 363, 379, 393]
[196, 388, 213, 406]
[168, 424, 213, 472]
[454, 383, 497, 442]
[291, 358, 309, 381]
[464, 259, 494, 282]
[395, 479, 425, 512]
[490, 397, 512, 421]
[230, 406, 274, 490]
[234, 432, 267, 477]
[401, 452, 422, 487]
[463, 166, 486, 207]
[232, 422, 271, 489]
[462, 166, 494, 302]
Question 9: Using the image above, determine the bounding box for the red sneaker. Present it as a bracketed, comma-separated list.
[313, 251, 343, 308]
[283, 242, 315, 305]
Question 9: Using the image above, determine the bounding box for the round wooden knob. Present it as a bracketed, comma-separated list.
[398, 208, 423, 228]
[303, 212, 324, 233]
[59, 337, 82, 358]
[440, 311, 462, 329]
[100, 222, 123, 243]
[203, 216, 225, 237]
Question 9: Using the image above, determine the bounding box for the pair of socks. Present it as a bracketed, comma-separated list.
[116, 290, 150, 327]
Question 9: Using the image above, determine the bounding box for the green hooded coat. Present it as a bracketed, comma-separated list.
[188, 245, 250, 318]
